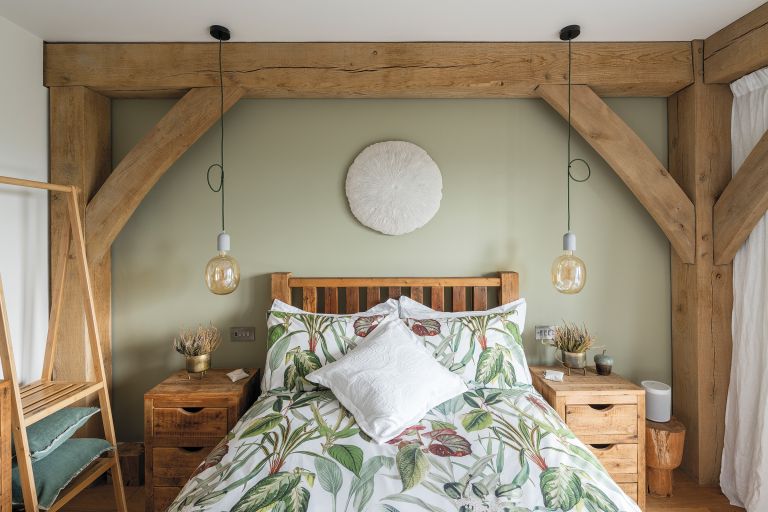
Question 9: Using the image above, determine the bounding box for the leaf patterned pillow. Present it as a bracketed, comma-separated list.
[263, 299, 398, 392]
[401, 298, 531, 387]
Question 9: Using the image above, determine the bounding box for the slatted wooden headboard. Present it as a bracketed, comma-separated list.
[270, 272, 519, 313]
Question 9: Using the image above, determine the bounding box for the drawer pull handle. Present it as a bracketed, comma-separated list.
[180, 407, 204, 414]
[179, 446, 205, 453]
[587, 404, 613, 411]
[589, 444, 614, 451]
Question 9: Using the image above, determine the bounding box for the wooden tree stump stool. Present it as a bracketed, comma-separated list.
[646, 417, 686, 497]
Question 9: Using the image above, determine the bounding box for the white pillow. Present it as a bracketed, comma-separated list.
[306, 319, 467, 443]
[399, 295, 527, 326]
[263, 299, 399, 392]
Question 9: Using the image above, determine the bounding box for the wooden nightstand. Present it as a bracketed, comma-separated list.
[144, 369, 259, 512]
[1, 380, 10, 512]
[530, 366, 646, 510]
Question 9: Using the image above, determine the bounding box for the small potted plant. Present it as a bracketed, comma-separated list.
[552, 322, 595, 375]
[173, 324, 221, 378]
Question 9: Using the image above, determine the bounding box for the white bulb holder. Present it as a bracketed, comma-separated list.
[217, 231, 231, 252]
[563, 231, 576, 251]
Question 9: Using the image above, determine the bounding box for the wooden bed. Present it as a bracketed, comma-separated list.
[270, 271, 519, 313]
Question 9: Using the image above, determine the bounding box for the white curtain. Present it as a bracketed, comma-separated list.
[721, 67, 768, 511]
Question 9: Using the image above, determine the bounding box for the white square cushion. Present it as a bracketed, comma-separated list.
[306, 318, 467, 443]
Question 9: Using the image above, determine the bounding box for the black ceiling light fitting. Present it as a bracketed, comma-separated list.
[550, 24, 592, 295]
[203, 24, 241, 295]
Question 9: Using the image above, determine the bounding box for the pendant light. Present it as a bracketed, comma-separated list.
[550, 25, 591, 295]
[204, 25, 240, 295]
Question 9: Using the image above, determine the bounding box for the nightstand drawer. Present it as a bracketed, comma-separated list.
[153, 407, 228, 437]
[565, 404, 637, 438]
[153, 486, 181, 512]
[153, 447, 214, 486]
[618, 483, 638, 501]
[587, 443, 638, 474]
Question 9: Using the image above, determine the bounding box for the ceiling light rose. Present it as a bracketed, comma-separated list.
[204, 24, 240, 295]
[551, 24, 591, 295]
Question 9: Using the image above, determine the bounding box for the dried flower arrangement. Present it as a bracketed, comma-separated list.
[173, 324, 222, 357]
[553, 322, 595, 353]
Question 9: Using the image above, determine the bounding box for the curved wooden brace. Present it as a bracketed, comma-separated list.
[536, 84, 696, 263]
[85, 86, 244, 262]
[713, 128, 768, 264]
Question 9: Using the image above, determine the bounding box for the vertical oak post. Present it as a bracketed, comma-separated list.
[668, 41, 733, 484]
[49, 86, 112, 392]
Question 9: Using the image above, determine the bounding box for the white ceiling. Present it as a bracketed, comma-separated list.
[0, 0, 762, 42]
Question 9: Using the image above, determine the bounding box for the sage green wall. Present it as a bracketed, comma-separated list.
[111, 98, 670, 441]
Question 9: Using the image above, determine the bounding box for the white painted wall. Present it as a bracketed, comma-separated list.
[0, 15, 48, 383]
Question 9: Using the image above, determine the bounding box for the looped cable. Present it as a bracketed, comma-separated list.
[568, 158, 591, 183]
[207, 163, 223, 193]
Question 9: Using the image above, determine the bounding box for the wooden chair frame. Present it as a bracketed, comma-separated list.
[270, 272, 519, 313]
[0, 176, 126, 512]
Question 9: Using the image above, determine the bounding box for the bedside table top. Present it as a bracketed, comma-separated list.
[529, 365, 644, 395]
[145, 368, 259, 398]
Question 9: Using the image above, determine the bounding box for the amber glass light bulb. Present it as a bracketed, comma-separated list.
[551, 232, 586, 294]
[205, 232, 240, 295]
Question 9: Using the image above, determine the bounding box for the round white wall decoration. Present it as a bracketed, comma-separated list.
[346, 141, 442, 235]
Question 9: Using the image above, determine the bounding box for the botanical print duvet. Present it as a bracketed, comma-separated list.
[169, 386, 640, 512]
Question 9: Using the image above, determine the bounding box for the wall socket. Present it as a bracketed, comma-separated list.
[535, 325, 557, 342]
[230, 326, 256, 342]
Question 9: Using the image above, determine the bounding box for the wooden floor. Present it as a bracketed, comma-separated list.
[61, 472, 743, 512]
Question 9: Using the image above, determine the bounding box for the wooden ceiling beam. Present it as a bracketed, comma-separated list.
[704, 2, 768, 84]
[85, 86, 244, 262]
[537, 84, 696, 263]
[44, 42, 693, 99]
[713, 129, 768, 264]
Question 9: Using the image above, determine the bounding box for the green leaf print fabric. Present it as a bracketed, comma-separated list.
[169, 385, 640, 512]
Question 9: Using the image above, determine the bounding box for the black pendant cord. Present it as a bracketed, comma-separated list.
[206, 37, 226, 233]
[565, 36, 591, 233]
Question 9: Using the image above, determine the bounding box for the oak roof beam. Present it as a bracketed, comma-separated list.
[85, 86, 244, 262]
[537, 84, 696, 263]
[713, 129, 768, 264]
[704, 2, 768, 83]
[44, 42, 693, 99]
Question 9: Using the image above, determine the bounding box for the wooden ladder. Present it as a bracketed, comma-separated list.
[0, 176, 127, 512]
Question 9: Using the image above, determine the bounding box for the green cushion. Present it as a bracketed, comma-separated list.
[12, 407, 99, 462]
[12, 438, 112, 510]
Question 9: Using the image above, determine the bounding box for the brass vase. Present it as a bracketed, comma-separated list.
[185, 353, 211, 378]
[559, 350, 587, 375]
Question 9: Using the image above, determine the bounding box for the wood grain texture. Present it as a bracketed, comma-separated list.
[85, 86, 244, 263]
[49, 86, 112, 397]
[272, 273, 518, 313]
[144, 369, 259, 512]
[452, 287, 467, 312]
[302, 287, 318, 313]
[530, 366, 646, 510]
[270, 272, 291, 304]
[646, 418, 686, 497]
[704, 2, 768, 83]
[431, 287, 444, 311]
[473, 287, 488, 310]
[499, 272, 519, 304]
[537, 84, 696, 263]
[410, 286, 424, 303]
[713, 129, 768, 264]
[0, 381, 9, 512]
[44, 42, 693, 99]
[365, 287, 380, 309]
[345, 288, 360, 314]
[667, 41, 733, 485]
[324, 287, 339, 314]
